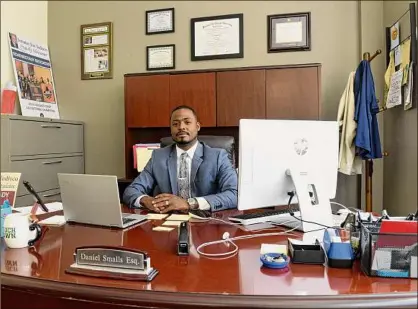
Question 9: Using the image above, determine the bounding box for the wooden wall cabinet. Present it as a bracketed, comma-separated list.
[217, 70, 266, 126]
[124, 64, 321, 179]
[125, 75, 170, 128]
[266, 67, 320, 120]
[169, 73, 216, 127]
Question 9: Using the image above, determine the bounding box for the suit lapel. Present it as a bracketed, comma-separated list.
[191, 142, 203, 185]
[167, 146, 178, 195]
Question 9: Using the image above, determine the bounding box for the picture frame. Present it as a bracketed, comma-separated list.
[267, 12, 311, 53]
[190, 13, 244, 61]
[146, 8, 175, 35]
[146, 44, 175, 71]
[80, 21, 113, 80]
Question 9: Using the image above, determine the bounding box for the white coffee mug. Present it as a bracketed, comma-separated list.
[3, 213, 42, 249]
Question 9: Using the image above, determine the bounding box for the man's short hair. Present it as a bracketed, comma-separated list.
[170, 105, 198, 120]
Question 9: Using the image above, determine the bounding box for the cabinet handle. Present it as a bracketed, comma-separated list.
[41, 125, 61, 129]
[42, 160, 62, 165]
[43, 192, 60, 198]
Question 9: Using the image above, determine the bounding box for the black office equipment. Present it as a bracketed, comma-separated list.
[22, 180, 49, 212]
[177, 221, 189, 256]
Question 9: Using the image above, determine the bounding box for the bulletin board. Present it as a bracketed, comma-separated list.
[80, 22, 113, 80]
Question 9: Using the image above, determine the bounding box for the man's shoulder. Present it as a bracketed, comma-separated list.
[152, 145, 173, 157]
[201, 142, 227, 157]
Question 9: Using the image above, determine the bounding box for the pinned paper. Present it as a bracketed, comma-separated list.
[394, 45, 401, 67]
[386, 69, 403, 108]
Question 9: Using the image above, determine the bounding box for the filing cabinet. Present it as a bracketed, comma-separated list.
[1, 115, 85, 207]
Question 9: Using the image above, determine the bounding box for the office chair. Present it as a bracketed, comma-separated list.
[160, 135, 236, 168]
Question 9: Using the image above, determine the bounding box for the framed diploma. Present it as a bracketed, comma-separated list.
[146, 8, 174, 35]
[146, 44, 175, 71]
[267, 12, 311, 53]
[191, 13, 244, 61]
[80, 21, 113, 80]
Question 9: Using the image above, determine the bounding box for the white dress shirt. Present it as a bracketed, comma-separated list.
[135, 142, 211, 210]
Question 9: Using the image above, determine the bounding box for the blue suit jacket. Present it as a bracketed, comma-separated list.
[123, 141, 238, 211]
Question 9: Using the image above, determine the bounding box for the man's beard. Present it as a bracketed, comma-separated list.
[174, 136, 196, 145]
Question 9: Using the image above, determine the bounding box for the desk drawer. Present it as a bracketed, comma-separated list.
[10, 119, 83, 156]
[12, 155, 84, 197]
[15, 188, 61, 208]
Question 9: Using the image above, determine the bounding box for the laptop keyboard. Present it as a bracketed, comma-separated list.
[122, 217, 136, 224]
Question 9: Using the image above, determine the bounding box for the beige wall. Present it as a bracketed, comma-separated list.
[383, 1, 417, 215]
[1, 1, 48, 86]
[48, 1, 395, 210]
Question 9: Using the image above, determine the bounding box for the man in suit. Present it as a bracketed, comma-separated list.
[123, 105, 238, 213]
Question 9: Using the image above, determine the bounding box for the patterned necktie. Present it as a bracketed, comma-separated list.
[178, 152, 190, 199]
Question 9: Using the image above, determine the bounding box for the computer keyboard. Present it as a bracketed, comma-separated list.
[228, 205, 300, 226]
[229, 206, 349, 228]
[122, 217, 136, 224]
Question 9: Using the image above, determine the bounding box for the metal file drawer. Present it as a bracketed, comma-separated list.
[9, 119, 83, 156]
[11, 155, 84, 197]
[15, 188, 61, 208]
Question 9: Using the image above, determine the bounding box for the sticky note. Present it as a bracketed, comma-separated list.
[153, 226, 174, 232]
[166, 214, 190, 221]
[147, 213, 168, 220]
[162, 221, 183, 227]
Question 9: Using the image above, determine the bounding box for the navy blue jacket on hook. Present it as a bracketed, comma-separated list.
[353, 60, 383, 160]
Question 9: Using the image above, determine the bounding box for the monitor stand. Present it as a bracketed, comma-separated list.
[286, 168, 334, 233]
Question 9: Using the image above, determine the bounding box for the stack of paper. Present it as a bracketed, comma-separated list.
[133, 143, 160, 172]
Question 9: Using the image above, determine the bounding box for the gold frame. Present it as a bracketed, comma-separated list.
[80, 22, 113, 80]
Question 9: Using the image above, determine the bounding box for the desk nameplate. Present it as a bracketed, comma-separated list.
[65, 246, 158, 281]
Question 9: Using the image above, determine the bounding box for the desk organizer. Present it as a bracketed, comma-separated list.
[288, 239, 325, 264]
[359, 222, 418, 278]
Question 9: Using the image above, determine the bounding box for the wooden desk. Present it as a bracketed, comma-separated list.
[1, 207, 417, 309]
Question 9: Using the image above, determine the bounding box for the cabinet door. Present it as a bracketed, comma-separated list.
[169, 73, 216, 127]
[125, 75, 170, 127]
[217, 70, 266, 126]
[266, 67, 320, 120]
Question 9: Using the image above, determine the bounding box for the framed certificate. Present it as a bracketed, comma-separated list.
[146, 44, 175, 71]
[267, 12, 311, 53]
[191, 13, 244, 61]
[146, 8, 174, 35]
[80, 22, 113, 80]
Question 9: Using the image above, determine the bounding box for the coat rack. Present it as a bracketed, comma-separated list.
[360, 49, 389, 213]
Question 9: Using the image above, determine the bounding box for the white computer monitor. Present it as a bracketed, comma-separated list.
[237, 119, 339, 232]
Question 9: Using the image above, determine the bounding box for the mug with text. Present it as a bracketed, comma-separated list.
[3, 213, 42, 248]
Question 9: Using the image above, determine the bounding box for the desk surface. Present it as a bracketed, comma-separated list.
[1, 207, 417, 309]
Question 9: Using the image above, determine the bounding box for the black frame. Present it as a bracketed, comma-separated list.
[146, 44, 175, 71]
[267, 12, 311, 53]
[190, 13, 244, 61]
[145, 8, 175, 35]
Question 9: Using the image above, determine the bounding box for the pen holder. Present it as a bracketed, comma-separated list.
[1, 206, 13, 238]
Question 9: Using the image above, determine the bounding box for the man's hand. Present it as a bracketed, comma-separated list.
[153, 193, 189, 213]
[139, 196, 161, 213]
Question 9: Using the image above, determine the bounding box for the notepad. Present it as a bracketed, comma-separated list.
[153, 226, 174, 232]
[147, 213, 168, 220]
[166, 214, 190, 221]
[162, 221, 183, 227]
[260, 244, 287, 255]
[38, 215, 66, 226]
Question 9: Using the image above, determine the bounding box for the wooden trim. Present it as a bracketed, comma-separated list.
[124, 63, 321, 77]
[2, 275, 416, 308]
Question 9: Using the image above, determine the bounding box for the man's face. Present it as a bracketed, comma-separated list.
[11, 35, 17, 45]
[170, 108, 200, 145]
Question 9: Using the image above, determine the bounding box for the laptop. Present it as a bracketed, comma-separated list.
[57, 173, 147, 229]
